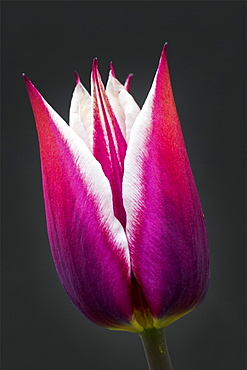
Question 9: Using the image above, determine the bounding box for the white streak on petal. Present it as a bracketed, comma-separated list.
[69, 79, 93, 151]
[106, 72, 126, 138]
[106, 72, 140, 143]
[44, 97, 130, 266]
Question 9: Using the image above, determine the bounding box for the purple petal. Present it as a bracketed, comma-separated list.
[123, 45, 210, 321]
[24, 75, 133, 328]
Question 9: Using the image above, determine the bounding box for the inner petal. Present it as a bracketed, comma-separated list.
[91, 59, 127, 228]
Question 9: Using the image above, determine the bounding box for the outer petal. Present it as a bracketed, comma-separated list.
[106, 66, 140, 143]
[123, 45, 209, 322]
[24, 76, 132, 328]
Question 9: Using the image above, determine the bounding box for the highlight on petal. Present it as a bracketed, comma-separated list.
[106, 65, 140, 143]
[69, 72, 92, 150]
[123, 44, 209, 324]
[24, 75, 133, 328]
[91, 59, 127, 228]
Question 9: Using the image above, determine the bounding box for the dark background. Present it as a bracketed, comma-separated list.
[2, 1, 246, 369]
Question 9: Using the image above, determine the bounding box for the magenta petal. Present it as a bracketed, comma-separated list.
[24, 76, 132, 328]
[91, 60, 127, 228]
[123, 45, 209, 320]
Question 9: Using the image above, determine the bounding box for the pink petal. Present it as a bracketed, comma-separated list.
[91, 60, 127, 228]
[123, 45, 209, 320]
[24, 75, 132, 328]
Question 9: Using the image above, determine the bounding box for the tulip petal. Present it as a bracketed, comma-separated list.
[91, 60, 127, 228]
[123, 45, 209, 321]
[24, 76, 132, 328]
[124, 73, 133, 92]
[69, 72, 92, 150]
[106, 64, 127, 138]
[106, 67, 140, 143]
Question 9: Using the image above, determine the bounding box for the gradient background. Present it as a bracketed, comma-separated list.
[2, 1, 246, 369]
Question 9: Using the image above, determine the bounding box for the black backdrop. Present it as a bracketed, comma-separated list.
[2, 1, 246, 370]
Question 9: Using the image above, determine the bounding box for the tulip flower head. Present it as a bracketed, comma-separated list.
[24, 45, 209, 335]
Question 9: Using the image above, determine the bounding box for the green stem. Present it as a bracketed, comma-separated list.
[139, 328, 173, 370]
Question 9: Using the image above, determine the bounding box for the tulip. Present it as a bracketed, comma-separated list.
[24, 44, 209, 369]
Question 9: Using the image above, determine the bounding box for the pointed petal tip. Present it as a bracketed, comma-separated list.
[74, 71, 81, 84]
[161, 43, 168, 56]
[22, 73, 29, 83]
[157, 43, 168, 69]
[93, 57, 98, 66]
[124, 73, 133, 92]
[23, 75, 44, 105]
[22, 74, 35, 91]
[92, 58, 99, 76]
[110, 61, 116, 78]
